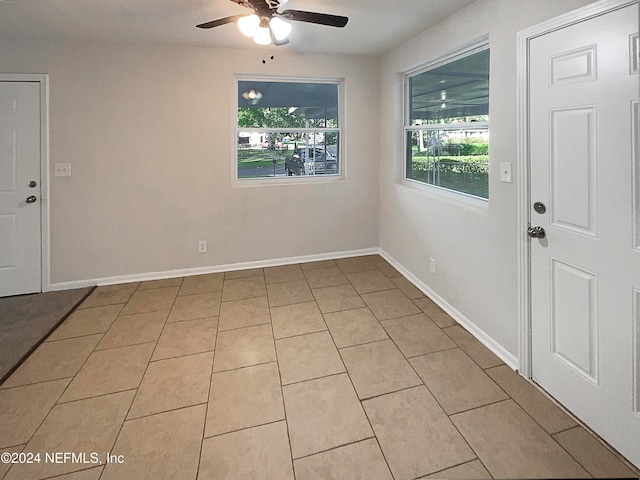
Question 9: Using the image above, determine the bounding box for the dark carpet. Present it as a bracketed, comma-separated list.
[0, 287, 94, 384]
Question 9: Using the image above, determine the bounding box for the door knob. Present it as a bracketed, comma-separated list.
[26, 196, 37, 204]
[527, 226, 546, 238]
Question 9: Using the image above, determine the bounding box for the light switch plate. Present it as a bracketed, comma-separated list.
[500, 162, 512, 183]
[54, 163, 71, 177]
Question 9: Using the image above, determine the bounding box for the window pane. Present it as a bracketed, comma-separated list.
[406, 127, 489, 199]
[238, 81, 339, 128]
[237, 131, 339, 179]
[236, 80, 340, 180]
[408, 49, 489, 125]
[405, 46, 489, 199]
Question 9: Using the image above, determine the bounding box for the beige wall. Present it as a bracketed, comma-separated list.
[0, 42, 380, 284]
[378, 0, 594, 359]
[1, 0, 600, 364]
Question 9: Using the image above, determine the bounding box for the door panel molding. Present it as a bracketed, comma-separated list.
[634, 288, 640, 415]
[0, 74, 50, 294]
[0, 127, 17, 192]
[630, 33, 639, 74]
[549, 105, 598, 236]
[633, 100, 640, 252]
[550, 44, 597, 87]
[550, 257, 599, 385]
[0, 214, 17, 268]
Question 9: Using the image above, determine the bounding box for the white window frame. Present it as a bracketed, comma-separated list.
[402, 39, 490, 207]
[233, 75, 345, 187]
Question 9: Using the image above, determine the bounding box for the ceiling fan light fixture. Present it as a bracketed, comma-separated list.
[269, 16, 291, 41]
[198, 1, 349, 47]
[253, 25, 272, 45]
[242, 89, 263, 105]
[237, 14, 260, 37]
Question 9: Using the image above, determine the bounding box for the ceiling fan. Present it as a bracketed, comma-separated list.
[196, 0, 349, 46]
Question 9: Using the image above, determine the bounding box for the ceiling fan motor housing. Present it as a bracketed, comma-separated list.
[196, 0, 348, 36]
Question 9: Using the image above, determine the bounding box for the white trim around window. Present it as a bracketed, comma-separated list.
[232, 75, 345, 187]
[401, 37, 490, 206]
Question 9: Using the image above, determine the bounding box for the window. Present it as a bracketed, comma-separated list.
[236, 78, 341, 181]
[404, 44, 490, 199]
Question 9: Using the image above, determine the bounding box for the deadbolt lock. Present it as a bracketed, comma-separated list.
[533, 202, 546, 214]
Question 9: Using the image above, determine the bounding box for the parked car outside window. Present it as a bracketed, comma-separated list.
[285, 147, 337, 176]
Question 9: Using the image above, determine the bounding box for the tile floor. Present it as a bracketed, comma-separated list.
[1, 255, 638, 480]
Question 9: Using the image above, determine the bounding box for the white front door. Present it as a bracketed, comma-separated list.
[0, 81, 42, 297]
[529, 2, 639, 467]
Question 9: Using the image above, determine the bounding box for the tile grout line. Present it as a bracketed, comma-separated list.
[162, 313, 220, 325]
[402, 343, 463, 360]
[382, 311, 490, 479]
[0, 378, 71, 480]
[96, 282, 179, 480]
[479, 365, 601, 477]
[446, 369, 596, 478]
[267, 301, 297, 480]
[40, 287, 141, 414]
[291, 436, 380, 462]
[217, 320, 271, 334]
[202, 417, 289, 441]
[536, 385, 640, 477]
[149, 347, 215, 364]
[56, 387, 139, 406]
[194, 279, 222, 480]
[323, 285, 397, 480]
[93, 339, 161, 354]
[0, 375, 74, 392]
[43, 302, 126, 344]
[413, 458, 495, 480]
[319, 261, 490, 477]
[332, 332, 392, 351]
[411, 315, 508, 479]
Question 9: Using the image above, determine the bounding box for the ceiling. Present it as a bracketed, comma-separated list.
[0, 0, 476, 56]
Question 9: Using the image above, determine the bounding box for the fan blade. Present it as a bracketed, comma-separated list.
[281, 10, 348, 28]
[196, 15, 244, 29]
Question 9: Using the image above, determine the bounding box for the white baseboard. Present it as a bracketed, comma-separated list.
[49, 245, 518, 371]
[48, 247, 380, 291]
[379, 250, 519, 371]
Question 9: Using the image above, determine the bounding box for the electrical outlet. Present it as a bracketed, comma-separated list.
[429, 257, 436, 274]
[198, 240, 207, 253]
[54, 163, 71, 177]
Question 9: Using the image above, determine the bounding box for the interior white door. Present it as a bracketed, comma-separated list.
[530, 2, 640, 468]
[0, 81, 42, 297]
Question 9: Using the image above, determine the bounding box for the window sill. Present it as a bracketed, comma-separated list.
[233, 174, 344, 188]
[401, 178, 489, 209]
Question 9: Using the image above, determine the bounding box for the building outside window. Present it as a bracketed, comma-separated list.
[404, 44, 490, 199]
[236, 78, 341, 181]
